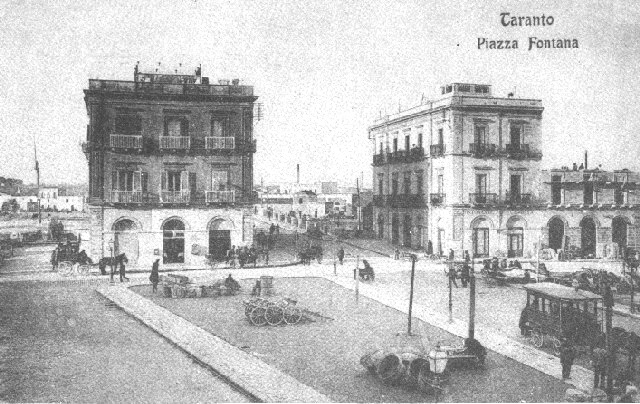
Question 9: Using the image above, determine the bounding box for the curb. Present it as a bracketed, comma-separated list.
[96, 284, 330, 403]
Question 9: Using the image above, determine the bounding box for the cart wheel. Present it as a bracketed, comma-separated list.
[265, 306, 284, 325]
[58, 262, 72, 276]
[78, 264, 90, 275]
[249, 307, 267, 326]
[552, 337, 562, 356]
[531, 329, 544, 348]
[284, 307, 303, 325]
[244, 304, 254, 319]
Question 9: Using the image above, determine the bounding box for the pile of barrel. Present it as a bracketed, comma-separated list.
[360, 347, 429, 388]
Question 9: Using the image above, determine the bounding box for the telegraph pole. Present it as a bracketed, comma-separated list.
[468, 259, 476, 340]
[34, 141, 41, 224]
[604, 283, 614, 401]
[408, 254, 417, 336]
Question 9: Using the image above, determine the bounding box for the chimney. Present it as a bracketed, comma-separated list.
[584, 150, 588, 170]
[296, 164, 300, 184]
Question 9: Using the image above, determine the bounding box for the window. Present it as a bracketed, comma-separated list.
[475, 86, 489, 94]
[458, 84, 471, 92]
[551, 175, 562, 205]
[583, 174, 594, 205]
[377, 173, 384, 195]
[416, 171, 423, 195]
[473, 228, 489, 257]
[391, 173, 399, 195]
[115, 115, 142, 135]
[405, 135, 410, 151]
[438, 128, 444, 145]
[437, 174, 444, 194]
[379, 142, 383, 154]
[474, 125, 487, 144]
[111, 170, 147, 192]
[510, 124, 522, 146]
[476, 173, 487, 194]
[403, 172, 411, 194]
[510, 174, 522, 199]
[164, 117, 188, 137]
[393, 137, 398, 152]
[418, 133, 423, 148]
[212, 170, 229, 191]
[211, 118, 225, 137]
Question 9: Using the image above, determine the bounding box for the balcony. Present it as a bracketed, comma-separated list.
[160, 136, 190, 150]
[430, 144, 445, 157]
[386, 147, 425, 164]
[205, 137, 235, 150]
[206, 191, 235, 204]
[504, 143, 542, 160]
[161, 191, 191, 204]
[504, 193, 533, 206]
[110, 134, 143, 149]
[388, 194, 425, 208]
[468, 143, 497, 158]
[469, 193, 497, 205]
[108, 190, 145, 203]
[373, 154, 386, 166]
[430, 193, 446, 205]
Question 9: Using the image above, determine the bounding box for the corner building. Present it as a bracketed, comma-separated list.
[370, 83, 640, 259]
[83, 66, 257, 268]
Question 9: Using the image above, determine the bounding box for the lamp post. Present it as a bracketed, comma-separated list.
[108, 239, 115, 284]
[604, 283, 614, 401]
[448, 259, 453, 323]
[468, 258, 476, 340]
[407, 254, 417, 336]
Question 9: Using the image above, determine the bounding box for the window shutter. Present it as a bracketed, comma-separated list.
[189, 172, 196, 196]
[161, 171, 167, 191]
[523, 124, 532, 143]
[180, 171, 189, 192]
[133, 171, 142, 191]
[181, 119, 189, 137]
[111, 171, 118, 190]
[141, 172, 148, 193]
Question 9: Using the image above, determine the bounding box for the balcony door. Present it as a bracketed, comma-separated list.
[111, 170, 146, 202]
[212, 170, 229, 191]
[163, 219, 185, 264]
[475, 173, 487, 203]
[510, 174, 521, 201]
[474, 125, 487, 145]
[510, 124, 522, 147]
[473, 228, 489, 257]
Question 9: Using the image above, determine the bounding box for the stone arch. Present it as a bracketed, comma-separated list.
[162, 217, 186, 264]
[580, 216, 597, 258]
[547, 215, 567, 251]
[471, 216, 492, 257]
[161, 216, 190, 231]
[612, 215, 630, 254]
[506, 215, 528, 229]
[111, 216, 142, 231]
[547, 215, 569, 228]
[207, 217, 234, 260]
[470, 215, 495, 229]
[207, 216, 236, 231]
[111, 217, 141, 265]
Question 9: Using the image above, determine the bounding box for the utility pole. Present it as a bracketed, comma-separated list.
[468, 259, 476, 340]
[448, 260, 453, 323]
[33, 141, 41, 224]
[604, 283, 614, 401]
[408, 254, 417, 336]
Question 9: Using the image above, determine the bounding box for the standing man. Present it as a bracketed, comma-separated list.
[337, 246, 345, 265]
[119, 256, 129, 282]
[50, 246, 59, 271]
[149, 259, 160, 293]
[592, 345, 607, 389]
[460, 262, 470, 288]
[560, 337, 576, 379]
[448, 249, 455, 261]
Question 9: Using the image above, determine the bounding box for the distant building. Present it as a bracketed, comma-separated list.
[83, 65, 258, 267]
[370, 83, 640, 258]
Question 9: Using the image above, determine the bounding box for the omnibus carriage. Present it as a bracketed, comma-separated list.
[520, 283, 602, 355]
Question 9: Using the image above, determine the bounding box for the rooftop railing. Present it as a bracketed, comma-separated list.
[88, 79, 254, 97]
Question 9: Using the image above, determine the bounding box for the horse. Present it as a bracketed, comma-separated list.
[98, 253, 128, 275]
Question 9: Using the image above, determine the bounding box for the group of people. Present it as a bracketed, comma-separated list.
[446, 249, 472, 288]
[225, 245, 265, 268]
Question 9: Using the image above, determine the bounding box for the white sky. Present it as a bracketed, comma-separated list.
[1, 0, 639, 188]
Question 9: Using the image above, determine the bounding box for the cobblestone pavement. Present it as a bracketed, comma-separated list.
[0, 282, 251, 403]
[132, 277, 569, 403]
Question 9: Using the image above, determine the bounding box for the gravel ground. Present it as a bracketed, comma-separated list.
[133, 277, 570, 402]
[0, 282, 251, 403]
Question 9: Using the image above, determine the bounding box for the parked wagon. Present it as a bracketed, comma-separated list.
[243, 297, 303, 326]
[519, 283, 602, 355]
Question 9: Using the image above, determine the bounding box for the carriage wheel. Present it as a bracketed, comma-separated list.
[265, 306, 284, 326]
[249, 307, 268, 326]
[77, 264, 90, 275]
[531, 329, 544, 348]
[58, 262, 72, 276]
[244, 304, 255, 319]
[284, 307, 303, 325]
[552, 337, 562, 356]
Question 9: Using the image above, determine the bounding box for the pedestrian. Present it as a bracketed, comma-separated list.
[448, 249, 455, 261]
[265, 249, 269, 265]
[50, 247, 59, 271]
[523, 267, 531, 283]
[591, 346, 607, 389]
[149, 259, 160, 293]
[119, 257, 129, 282]
[394, 248, 400, 260]
[251, 280, 262, 296]
[464, 250, 470, 263]
[276, 224, 280, 235]
[226, 245, 234, 265]
[427, 240, 433, 256]
[447, 265, 458, 288]
[460, 262, 470, 287]
[337, 247, 345, 265]
[560, 338, 576, 379]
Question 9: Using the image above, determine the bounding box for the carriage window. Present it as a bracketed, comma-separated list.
[540, 298, 546, 313]
[550, 302, 560, 317]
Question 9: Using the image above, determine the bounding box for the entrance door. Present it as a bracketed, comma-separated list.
[612, 217, 628, 255]
[473, 228, 489, 257]
[113, 219, 139, 265]
[580, 217, 596, 258]
[437, 229, 445, 256]
[163, 219, 185, 264]
[209, 230, 231, 260]
[391, 214, 399, 245]
[403, 214, 412, 247]
[548, 217, 565, 251]
[508, 229, 523, 257]
[378, 215, 385, 239]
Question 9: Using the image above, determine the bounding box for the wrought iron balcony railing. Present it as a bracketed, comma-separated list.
[430, 144, 445, 157]
[110, 134, 143, 149]
[469, 193, 497, 205]
[430, 193, 446, 205]
[205, 136, 235, 150]
[469, 143, 497, 157]
[160, 136, 190, 149]
[206, 190, 235, 204]
[161, 191, 191, 204]
[108, 190, 145, 203]
[388, 194, 425, 208]
[504, 143, 542, 160]
[504, 193, 533, 205]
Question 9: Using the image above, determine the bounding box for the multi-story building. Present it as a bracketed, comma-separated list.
[83, 65, 257, 267]
[370, 83, 639, 259]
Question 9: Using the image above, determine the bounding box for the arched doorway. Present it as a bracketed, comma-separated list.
[391, 214, 399, 245]
[403, 214, 412, 247]
[580, 217, 597, 258]
[506, 216, 526, 258]
[377, 214, 385, 239]
[163, 218, 185, 264]
[113, 219, 139, 265]
[208, 218, 233, 260]
[548, 217, 565, 252]
[612, 216, 629, 256]
[472, 217, 491, 258]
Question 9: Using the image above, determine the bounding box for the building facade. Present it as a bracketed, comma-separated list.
[370, 83, 640, 259]
[83, 65, 257, 267]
